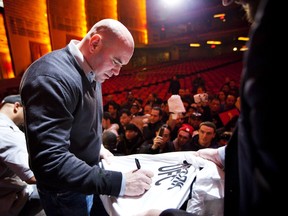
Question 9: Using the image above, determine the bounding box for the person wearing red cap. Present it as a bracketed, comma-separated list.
[179, 123, 194, 136]
[165, 123, 194, 151]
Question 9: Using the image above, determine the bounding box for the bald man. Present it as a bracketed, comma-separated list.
[20, 19, 153, 215]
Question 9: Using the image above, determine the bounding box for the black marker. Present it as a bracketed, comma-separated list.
[135, 158, 141, 169]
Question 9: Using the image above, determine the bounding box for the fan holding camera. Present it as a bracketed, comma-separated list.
[139, 124, 172, 154]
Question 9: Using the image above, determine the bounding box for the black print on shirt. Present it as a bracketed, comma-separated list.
[155, 160, 191, 190]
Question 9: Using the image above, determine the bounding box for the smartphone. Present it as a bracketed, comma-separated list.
[159, 127, 165, 137]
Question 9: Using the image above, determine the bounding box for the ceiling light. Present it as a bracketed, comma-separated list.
[189, 43, 200, 47]
[238, 37, 249, 41]
[206, 41, 222, 45]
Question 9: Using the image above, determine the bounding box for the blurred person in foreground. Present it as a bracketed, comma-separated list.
[0, 95, 42, 216]
[140, 0, 282, 215]
[222, 0, 282, 215]
[20, 19, 153, 216]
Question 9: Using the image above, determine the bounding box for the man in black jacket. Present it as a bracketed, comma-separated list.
[224, 0, 284, 215]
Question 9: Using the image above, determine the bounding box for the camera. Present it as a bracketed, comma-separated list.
[219, 131, 232, 141]
[158, 127, 165, 137]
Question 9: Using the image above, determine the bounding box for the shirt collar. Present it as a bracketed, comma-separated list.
[68, 40, 96, 83]
[0, 113, 20, 132]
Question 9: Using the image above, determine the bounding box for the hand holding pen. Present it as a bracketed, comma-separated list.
[135, 158, 141, 170]
[123, 158, 154, 196]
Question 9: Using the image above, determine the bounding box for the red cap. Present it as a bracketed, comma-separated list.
[178, 124, 194, 137]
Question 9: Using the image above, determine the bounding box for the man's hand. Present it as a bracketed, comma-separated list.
[196, 148, 224, 169]
[152, 136, 163, 150]
[123, 169, 154, 197]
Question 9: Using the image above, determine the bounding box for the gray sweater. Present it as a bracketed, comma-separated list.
[20, 46, 122, 196]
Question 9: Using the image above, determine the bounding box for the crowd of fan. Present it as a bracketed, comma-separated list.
[102, 76, 240, 156]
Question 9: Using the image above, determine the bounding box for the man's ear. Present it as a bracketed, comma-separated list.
[13, 102, 22, 113]
[89, 34, 101, 53]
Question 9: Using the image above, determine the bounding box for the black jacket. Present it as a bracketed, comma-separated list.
[225, 0, 285, 215]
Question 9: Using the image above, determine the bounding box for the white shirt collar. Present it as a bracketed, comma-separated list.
[0, 113, 20, 132]
[68, 40, 95, 82]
